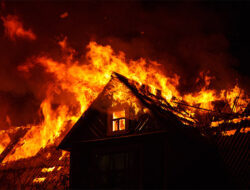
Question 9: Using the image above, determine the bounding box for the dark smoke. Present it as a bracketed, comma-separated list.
[0, 0, 249, 130]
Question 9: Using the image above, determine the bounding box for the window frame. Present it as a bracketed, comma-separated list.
[107, 109, 129, 136]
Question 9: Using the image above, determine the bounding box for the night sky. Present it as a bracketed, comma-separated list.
[0, 0, 249, 129]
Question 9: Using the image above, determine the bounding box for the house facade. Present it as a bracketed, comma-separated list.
[59, 72, 230, 189]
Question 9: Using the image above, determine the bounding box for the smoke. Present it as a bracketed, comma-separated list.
[0, 1, 248, 130]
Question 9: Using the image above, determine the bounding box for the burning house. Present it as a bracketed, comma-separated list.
[0, 1, 249, 189]
[0, 71, 248, 190]
[0, 43, 248, 189]
[0, 50, 248, 189]
[59, 72, 236, 189]
[0, 69, 248, 189]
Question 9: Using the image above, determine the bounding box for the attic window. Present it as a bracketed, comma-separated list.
[112, 110, 126, 131]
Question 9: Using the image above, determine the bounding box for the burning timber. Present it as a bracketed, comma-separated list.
[0, 146, 69, 189]
[0, 72, 249, 189]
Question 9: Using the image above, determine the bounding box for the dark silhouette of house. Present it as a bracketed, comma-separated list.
[59, 72, 231, 189]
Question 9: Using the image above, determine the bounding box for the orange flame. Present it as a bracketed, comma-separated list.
[1, 40, 249, 163]
[41, 166, 55, 173]
[113, 110, 126, 131]
[0, 131, 10, 155]
[33, 177, 46, 183]
[183, 71, 248, 112]
[1, 15, 36, 40]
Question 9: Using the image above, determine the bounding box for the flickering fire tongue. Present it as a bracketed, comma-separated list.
[1, 14, 36, 40]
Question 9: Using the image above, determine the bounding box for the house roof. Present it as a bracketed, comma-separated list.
[58, 72, 202, 150]
[0, 72, 248, 188]
[0, 147, 69, 189]
[0, 126, 71, 189]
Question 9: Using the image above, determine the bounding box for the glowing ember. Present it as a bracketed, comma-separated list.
[46, 152, 51, 159]
[60, 12, 69, 19]
[211, 120, 225, 127]
[33, 177, 46, 183]
[59, 151, 68, 161]
[57, 166, 62, 171]
[41, 167, 55, 173]
[232, 116, 250, 123]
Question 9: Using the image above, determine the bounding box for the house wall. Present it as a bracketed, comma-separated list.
[69, 131, 231, 189]
[163, 132, 232, 188]
[69, 133, 167, 189]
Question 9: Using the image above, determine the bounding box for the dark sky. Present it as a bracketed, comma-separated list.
[0, 0, 249, 129]
[1, 1, 249, 81]
[202, 1, 250, 76]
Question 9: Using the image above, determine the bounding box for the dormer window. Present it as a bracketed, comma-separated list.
[112, 110, 126, 131]
[107, 109, 128, 136]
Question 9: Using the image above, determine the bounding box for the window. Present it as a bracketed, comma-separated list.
[112, 110, 126, 131]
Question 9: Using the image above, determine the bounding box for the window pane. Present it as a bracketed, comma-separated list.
[112, 110, 126, 131]
[119, 119, 125, 130]
[112, 120, 119, 131]
[113, 110, 125, 119]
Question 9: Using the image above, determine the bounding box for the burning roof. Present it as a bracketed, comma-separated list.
[1, 39, 247, 163]
[0, 39, 249, 187]
[0, 71, 249, 188]
[59, 72, 249, 148]
[0, 147, 69, 189]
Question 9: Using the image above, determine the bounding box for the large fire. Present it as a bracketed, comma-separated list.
[0, 1, 248, 188]
[0, 39, 248, 163]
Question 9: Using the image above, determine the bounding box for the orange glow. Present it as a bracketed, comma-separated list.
[60, 12, 69, 19]
[182, 71, 249, 112]
[211, 120, 225, 127]
[57, 166, 62, 171]
[59, 150, 68, 161]
[231, 116, 250, 123]
[109, 78, 142, 114]
[184, 89, 217, 110]
[1, 15, 36, 40]
[223, 129, 237, 136]
[0, 131, 10, 155]
[0, 41, 248, 163]
[46, 152, 51, 159]
[33, 177, 46, 183]
[58, 36, 68, 49]
[221, 128, 249, 136]
[41, 167, 55, 173]
[113, 110, 125, 119]
[112, 110, 126, 131]
[224, 85, 248, 113]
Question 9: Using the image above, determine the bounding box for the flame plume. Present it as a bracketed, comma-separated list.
[0, 40, 249, 163]
[1, 14, 36, 41]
